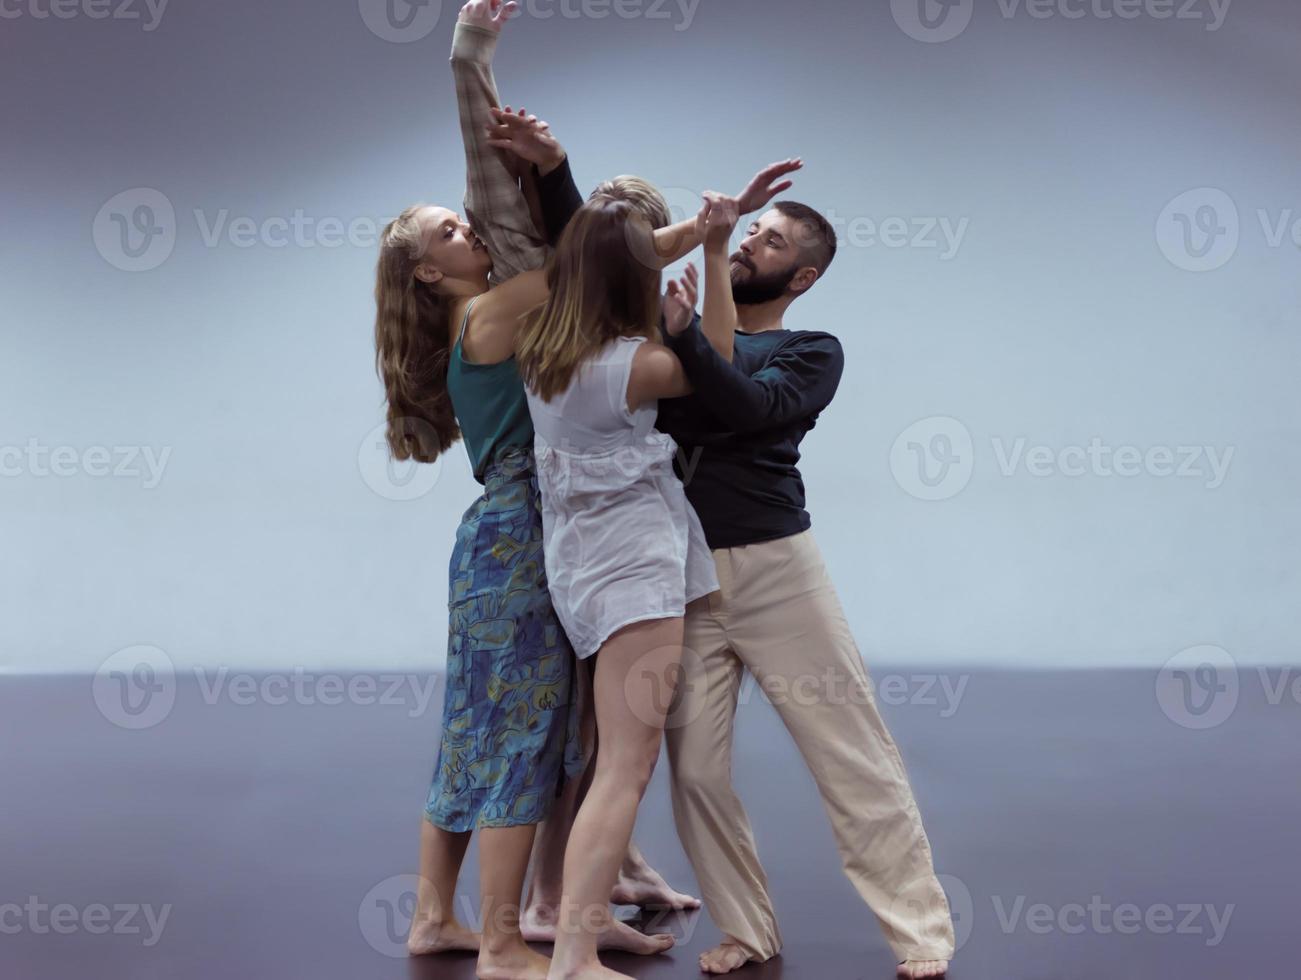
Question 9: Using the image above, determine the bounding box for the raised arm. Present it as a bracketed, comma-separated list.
[487, 111, 804, 267]
[450, 0, 547, 285]
[483, 105, 581, 246]
[696, 194, 740, 361]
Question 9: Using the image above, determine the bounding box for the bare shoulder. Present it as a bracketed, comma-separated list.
[630, 338, 679, 377]
[474, 268, 549, 325]
[462, 269, 549, 360]
[628, 338, 688, 407]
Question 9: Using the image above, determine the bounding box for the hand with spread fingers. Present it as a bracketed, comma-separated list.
[663, 262, 700, 337]
[735, 157, 803, 215]
[457, 0, 518, 32]
[484, 105, 568, 176]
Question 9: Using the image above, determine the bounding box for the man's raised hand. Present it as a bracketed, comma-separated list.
[663, 263, 700, 337]
[457, 0, 518, 33]
[735, 158, 802, 215]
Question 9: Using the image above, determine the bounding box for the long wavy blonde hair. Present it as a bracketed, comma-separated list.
[373, 205, 461, 463]
[516, 176, 671, 402]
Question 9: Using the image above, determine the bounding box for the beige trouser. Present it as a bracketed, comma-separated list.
[664, 528, 956, 963]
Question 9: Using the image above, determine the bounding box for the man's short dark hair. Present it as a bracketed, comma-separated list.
[774, 200, 837, 282]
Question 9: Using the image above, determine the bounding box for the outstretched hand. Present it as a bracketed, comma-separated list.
[663, 263, 699, 337]
[735, 158, 803, 215]
[484, 105, 567, 175]
[457, 0, 518, 33]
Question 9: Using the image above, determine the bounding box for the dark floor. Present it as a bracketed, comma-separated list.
[2, 664, 1295, 979]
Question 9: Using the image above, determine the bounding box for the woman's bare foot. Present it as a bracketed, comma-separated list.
[477, 942, 551, 980]
[897, 960, 948, 978]
[611, 866, 701, 910]
[521, 905, 674, 955]
[407, 917, 481, 955]
[699, 940, 751, 975]
[547, 962, 635, 980]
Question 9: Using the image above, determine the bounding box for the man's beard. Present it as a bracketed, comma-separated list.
[730, 254, 797, 306]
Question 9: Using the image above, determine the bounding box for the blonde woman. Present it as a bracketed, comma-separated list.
[375, 3, 726, 976]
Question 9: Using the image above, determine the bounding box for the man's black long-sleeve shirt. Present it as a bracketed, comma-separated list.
[533, 158, 845, 549]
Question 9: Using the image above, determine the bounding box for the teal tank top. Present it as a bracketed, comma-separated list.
[446, 297, 536, 484]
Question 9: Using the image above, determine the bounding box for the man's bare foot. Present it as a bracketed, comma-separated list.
[699, 940, 751, 975]
[521, 906, 673, 955]
[476, 942, 551, 980]
[897, 960, 948, 978]
[612, 867, 701, 910]
[407, 917, 481, 955]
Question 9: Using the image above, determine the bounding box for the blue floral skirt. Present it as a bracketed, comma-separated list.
[425, 446, 586, 832]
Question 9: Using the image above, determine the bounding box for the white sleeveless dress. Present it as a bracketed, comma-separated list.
[525, 335, 720, 659]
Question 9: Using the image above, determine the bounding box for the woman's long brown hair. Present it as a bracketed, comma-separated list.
[516, 177, 671, 402]
[373, 205, 461, 463]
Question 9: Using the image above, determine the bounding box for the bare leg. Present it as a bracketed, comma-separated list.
[546, 617, 682, 980]
[408, 818, 481, 955]
[523, 661, 684, 954]
[477, 823, 552, 979]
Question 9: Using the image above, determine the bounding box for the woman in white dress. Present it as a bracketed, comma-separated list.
[512, 178, 740, 980]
